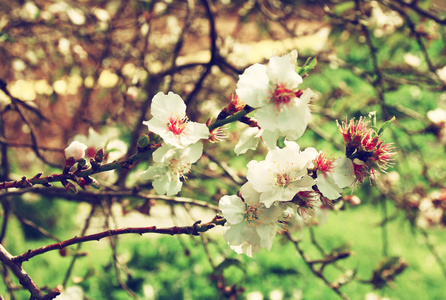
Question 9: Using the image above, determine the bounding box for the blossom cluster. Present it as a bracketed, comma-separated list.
[220, 140, 358, 256]
[141, 91, 210, 195]
[337, 117, 396, 183]
[216, 52, 395, 256]
[62, 50, 395, 257]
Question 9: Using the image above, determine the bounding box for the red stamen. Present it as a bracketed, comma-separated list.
[168, 116, 187, 135]
[315, 152, 336, 174]
[269, 84, 295, 110]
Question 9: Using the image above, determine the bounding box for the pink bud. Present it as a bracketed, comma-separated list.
[65, 182, 78, 195]
[64, 141, 88, 161]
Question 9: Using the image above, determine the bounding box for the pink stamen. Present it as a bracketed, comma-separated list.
[315, 152, 335, 174]
[168, 116, 187, 135]
[269, 84, 295, 110]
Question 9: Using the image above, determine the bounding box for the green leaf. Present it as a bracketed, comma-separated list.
[377, 116, 396, 136]
[297, 57, 317, 76]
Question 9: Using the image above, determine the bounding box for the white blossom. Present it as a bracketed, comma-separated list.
[73, 127, 127, 162]
[316, 157, 356, 200]
[140, 142, 203, 196]
[257, 88, 314, 149]
[143, 92, 210, 148]
[64, 141, 88, 161]
[246, 141, 316, 208]
[427, 108, 446, 124]
[219, 182, 284, 257]
[235, 51, 313, 149]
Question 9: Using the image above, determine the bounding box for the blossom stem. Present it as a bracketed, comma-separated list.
[0, 144, 161, 190]
[208, 107, 254, 131]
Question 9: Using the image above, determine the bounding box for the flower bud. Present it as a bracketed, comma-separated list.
[76, 178, 88, 190]
[65, 182, 78, 194]
[77, 158, 88, 168]
[89, 177, 100, 189]
[64, 141, 88, 161]
[344, 195, 361, 206]
[94, 147, 105, 163]
[137, 134, 150, 150]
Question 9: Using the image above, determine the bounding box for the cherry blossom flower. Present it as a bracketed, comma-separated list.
[73, 127, 127, 162]
[64, 141, 88, 161]
[219, 182, 285, 257]
[337, 117, 396, 183]
[235, 51, 314, 148]
[314, 153, 356, 200]
[258, 88, 315, 149]
[143, 92, 210, 148]
[140, 142, 203, 195]
[246, 141, 316, 208]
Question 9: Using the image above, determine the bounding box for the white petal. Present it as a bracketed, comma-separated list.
[230, 241, 261, 257]
[150, 91, 186, 120]
[259, 189, 286, 208]
[317, 172, 343, 200]
[234, 127, 261, 155]
[261, 129, 281, 149]
[152, 171, 182, 196]
[152, 143, 175, 163]
[235, 64, 269, 108]
[224, 222, 255, 246]
[219, 195, 246, 224]
[64, 141, 88, 160]
[267, 53, 302, 89]
[181, 142, 204, 163]
[246, 160, 276, 193]
[178, 122, 210, 147]
[239, 182, 261, 205]
[257, 223, 278, 250]
[140, 164, 167, 181]
[332, 157, 356, 188]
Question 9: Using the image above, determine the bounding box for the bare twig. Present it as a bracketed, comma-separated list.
[13, 216, 225, 264]
[0, 244, 59, 300]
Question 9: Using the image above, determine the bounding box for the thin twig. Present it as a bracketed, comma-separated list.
[62, 204, 96, 287]
[13, 216, 225, 264]
[285, 232, 351, 300]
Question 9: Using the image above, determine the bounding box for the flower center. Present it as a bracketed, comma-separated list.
[276, 172, 292, 187]
[315, 153, 335, 174]
[169, 158, 191, 180]
[168, 115, 188, 135]
[269, 84, 296, 111]
[244, 202, 265, 226]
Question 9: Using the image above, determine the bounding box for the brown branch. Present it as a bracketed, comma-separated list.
[0, 143, 160, 191]
[0, 244, 59, 300]
[1, 187, 220, 211]
[286, 232, 351, 300]
[13, 216, 225, 264]
[185, 0, 218, 106]
[62, 204, 96, 287]
[0, 198, 9, 243]
[386, 0, 446, 25]
[383, 1, 438, 74]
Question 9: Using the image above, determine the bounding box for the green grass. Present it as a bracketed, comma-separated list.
[2, 199, 444, 299]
